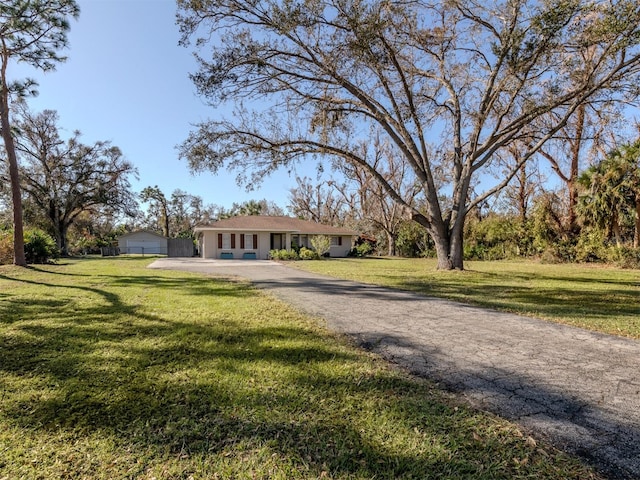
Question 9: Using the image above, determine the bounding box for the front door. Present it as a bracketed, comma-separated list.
[270, 233, 285, 250]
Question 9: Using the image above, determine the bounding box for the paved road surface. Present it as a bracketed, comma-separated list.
[149, 258, 640, 479]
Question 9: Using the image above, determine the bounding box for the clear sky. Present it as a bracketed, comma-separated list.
[9, 0, 299, 211]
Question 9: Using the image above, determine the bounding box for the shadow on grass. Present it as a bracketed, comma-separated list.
[28, 264, 92, 277]
[253, 273, 639, 329]
[400, 280, 640, 326]
[459, 268, 640, 288]
[0, 266, 595, 479]
[0, 318, 546, 479]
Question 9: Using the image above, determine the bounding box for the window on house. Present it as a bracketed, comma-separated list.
[240, 234, 258, 250]
[218, 233, 237, 249]
[331, 236, 343, 246]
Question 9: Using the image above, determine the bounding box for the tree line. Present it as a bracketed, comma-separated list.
[0, 101, 285, 258]
[284, 137, 640, 267]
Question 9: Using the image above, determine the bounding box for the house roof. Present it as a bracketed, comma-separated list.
[194, 216, 358, 236]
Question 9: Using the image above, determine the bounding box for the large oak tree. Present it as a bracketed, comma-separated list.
[13, 108, 137, 255]
[178, 0, 640, 269]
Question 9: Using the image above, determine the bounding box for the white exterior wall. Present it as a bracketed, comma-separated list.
[257, 232, 270, 259]
[329, 236, 353, 258]
[200, 230, 271, 259]
[199, 231, 353, 259]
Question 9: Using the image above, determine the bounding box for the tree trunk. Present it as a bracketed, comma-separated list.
[432, 236, 452, 269]
[386, 231, 396, 256]
[634, 195, 640, 249]
[433, 233, 464, 270]
[566, 104, 585, 235]
[413, 213, 465, 270]
[448, 226, 465, 270]
[163, 211, 170, 238]
[0, 77, 27, 266]
[518, 168, 528, 225]
[57, 221, 69, 256]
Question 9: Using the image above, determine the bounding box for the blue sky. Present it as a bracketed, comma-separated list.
[9, 0, 299, 211]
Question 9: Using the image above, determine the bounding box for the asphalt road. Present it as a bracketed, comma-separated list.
[149, 258, 640, 479]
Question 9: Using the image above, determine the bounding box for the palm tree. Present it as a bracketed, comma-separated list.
[578, 141, 640, 247]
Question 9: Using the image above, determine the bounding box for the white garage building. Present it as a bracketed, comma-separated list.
[118, 231, 168, 255]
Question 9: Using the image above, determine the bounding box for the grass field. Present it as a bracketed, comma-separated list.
[0, 257, 600, 479]
[290, 257, 640, 339]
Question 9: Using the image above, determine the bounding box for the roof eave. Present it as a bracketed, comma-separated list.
[194, 226, 356, 236]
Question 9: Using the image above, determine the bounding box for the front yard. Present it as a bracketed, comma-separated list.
[0, 257, 599, 479]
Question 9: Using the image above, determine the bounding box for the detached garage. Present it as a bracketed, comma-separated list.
[118, 231, 168, 255]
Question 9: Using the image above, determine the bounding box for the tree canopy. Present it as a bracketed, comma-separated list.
[0, 0, 79, 265]
[11, 107, 137, 255]
[578, 140, 640, 248]
[177, 0, 640, 269]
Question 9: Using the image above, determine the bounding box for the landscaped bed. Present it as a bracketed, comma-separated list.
[0, 257, 599, 479]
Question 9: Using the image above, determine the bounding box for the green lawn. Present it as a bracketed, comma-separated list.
[290, 257, 640, 339]
[0, 257, 600, 479]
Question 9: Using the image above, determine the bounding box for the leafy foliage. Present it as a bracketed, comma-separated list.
[395, 220, 435, 258]
[310, 234, 331, 257]
[578, 141, 640, 248]
[0, 229, 12, 264]
[269, 248, 299, 260]
[23, 228, 58, 264]
[1, 228, 58, 265]
[12, 106, 137, 255]
[349, 242, 373, 258]
[270, 247, 322, 260]
[464, 215, 531, 261]
[298, 246, 319, 260]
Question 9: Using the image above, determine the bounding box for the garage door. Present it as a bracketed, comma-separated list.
[126, 240, 163, 254]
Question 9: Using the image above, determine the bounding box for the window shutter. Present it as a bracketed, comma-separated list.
[240, 234, 245, 249]
[253, 234, 258, 249]
[218, 233, 222, 249]
[231, 234, 236, 249]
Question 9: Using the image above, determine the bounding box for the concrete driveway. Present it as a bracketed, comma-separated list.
[148, 257, 640, 479]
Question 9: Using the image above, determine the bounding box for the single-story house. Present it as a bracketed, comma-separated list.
[118, 230, 168, 255]
[194, 216, 358, 259]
